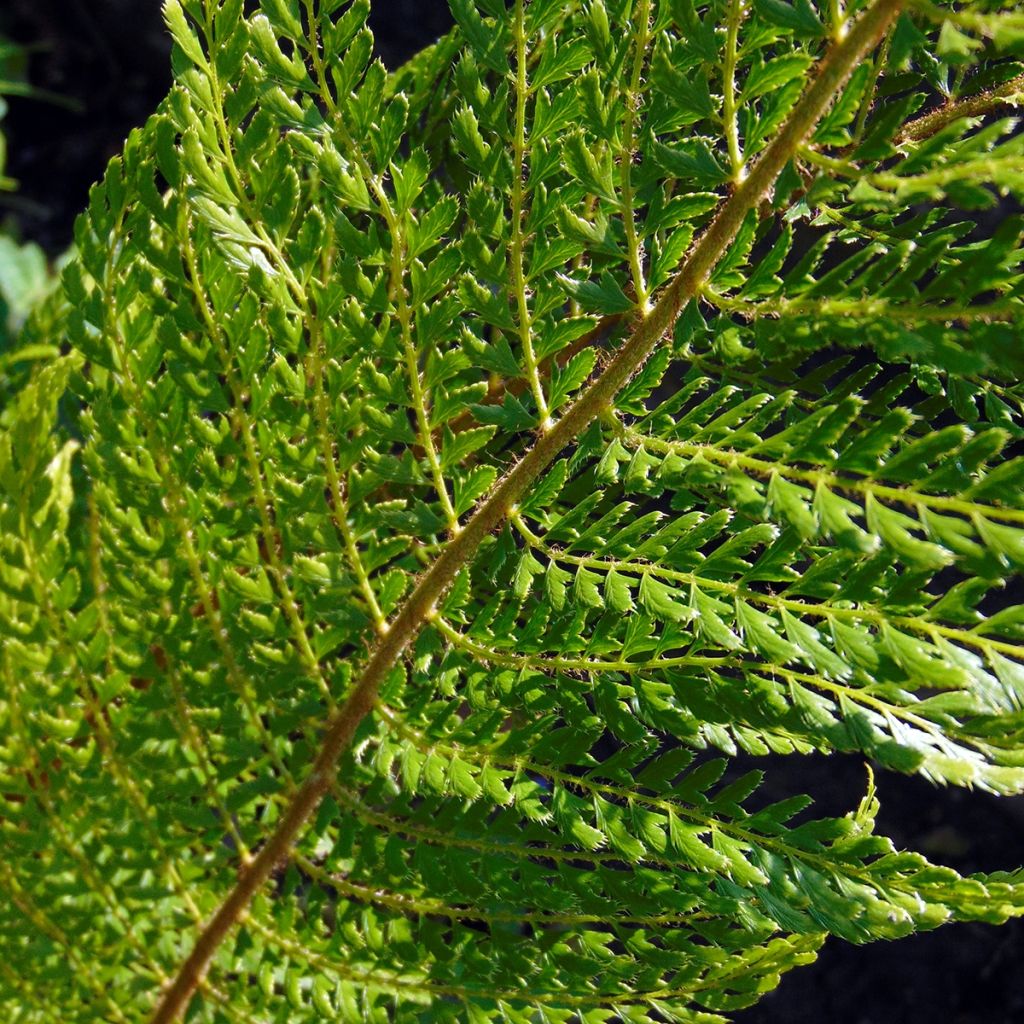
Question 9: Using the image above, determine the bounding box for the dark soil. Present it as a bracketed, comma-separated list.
[2, 2, 1022, 1020]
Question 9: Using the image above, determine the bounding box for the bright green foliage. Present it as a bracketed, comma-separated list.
[3, 0, 1024, 1021]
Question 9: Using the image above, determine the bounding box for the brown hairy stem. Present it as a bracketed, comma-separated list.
[150, 1, 902, 1018]
[898, 71, 1024, 144]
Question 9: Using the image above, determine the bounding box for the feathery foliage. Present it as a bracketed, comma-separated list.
[3, 0, 1024, 1020]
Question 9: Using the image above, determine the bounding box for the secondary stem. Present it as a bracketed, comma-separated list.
[621, 0, 654, 308]
[723, 0, 746, 181]
[511, 0, 549, 425]
[897, 71, 1024, 144]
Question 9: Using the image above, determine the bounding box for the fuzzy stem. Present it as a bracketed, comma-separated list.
[897, 71, 1024, 144]
[510, 0, 549, 424]
[621, 0, 654, 307]
[149, 1, 902, 1018]
[723, 0, 746, 181]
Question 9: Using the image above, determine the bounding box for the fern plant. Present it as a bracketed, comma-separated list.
[3, 0, 1024, 1020]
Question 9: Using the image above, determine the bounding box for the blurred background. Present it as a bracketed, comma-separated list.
[0, 1, 1021, 1020]
[0, 0, 455, 252]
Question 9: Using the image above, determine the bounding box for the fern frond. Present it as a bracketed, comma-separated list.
[3, 0, 1024, 1021]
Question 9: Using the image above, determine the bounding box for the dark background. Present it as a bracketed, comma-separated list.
[2, 1, 1022, 1020]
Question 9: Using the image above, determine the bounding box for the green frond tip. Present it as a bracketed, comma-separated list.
[3, 0, 1024, 1021]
